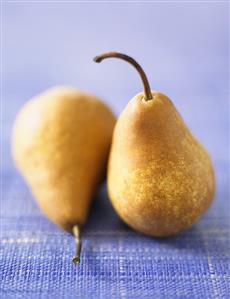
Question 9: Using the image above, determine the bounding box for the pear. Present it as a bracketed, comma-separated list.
[12, 87, 116, 261]
[94, 52, 215, 237]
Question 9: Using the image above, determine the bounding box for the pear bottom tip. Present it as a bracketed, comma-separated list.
[72, 256, 80, 264]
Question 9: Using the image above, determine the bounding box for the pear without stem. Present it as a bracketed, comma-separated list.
[94, 52, 215, 237]
[12, 87, 116, 261]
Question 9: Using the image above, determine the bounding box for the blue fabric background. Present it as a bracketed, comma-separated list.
[1, 1, 229, 298]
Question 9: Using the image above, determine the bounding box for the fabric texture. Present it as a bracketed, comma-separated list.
[1, 159, 229, 299]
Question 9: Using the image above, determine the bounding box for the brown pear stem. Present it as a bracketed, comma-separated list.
[72, 224, 81, 264]
[93, 52, 153, 101]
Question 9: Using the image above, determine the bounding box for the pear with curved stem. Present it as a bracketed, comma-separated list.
[94, 52, 215, 237]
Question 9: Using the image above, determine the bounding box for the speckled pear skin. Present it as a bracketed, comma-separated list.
[108, 91, 215, 237]
[12, 87, 116, 232]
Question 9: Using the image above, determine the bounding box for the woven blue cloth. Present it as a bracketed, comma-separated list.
[1, 2, 229, 299]
[1, 162, 230, 299]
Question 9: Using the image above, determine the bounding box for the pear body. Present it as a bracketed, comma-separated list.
[12, 87, 116, 231]
[108, 92, 215, 237]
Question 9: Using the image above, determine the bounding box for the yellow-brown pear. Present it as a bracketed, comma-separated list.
[12, 87, 116, 261]
[94, 52, 215, 237]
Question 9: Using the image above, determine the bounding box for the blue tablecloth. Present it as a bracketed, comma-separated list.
[1, 2, 229, 299]
[1, 159, 229, 299]
[0, 158, 230, 299]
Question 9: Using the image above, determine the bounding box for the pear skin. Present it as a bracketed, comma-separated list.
[108, 91, 215, 237]
[12, 87, 116, 232]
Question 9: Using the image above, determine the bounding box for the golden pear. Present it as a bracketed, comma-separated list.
[12, 87, 116, 261]
[94, 52, 215, 237]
